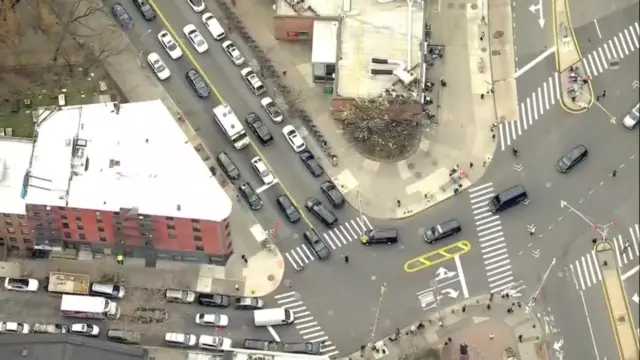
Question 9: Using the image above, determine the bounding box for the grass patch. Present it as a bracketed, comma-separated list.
[0, 64, 120, 139]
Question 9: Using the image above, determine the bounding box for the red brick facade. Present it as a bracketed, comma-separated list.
[273, 15, 316, 40]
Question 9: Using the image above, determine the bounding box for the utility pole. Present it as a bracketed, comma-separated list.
[357, 190, 364, 225]
[525, 257, 556, 313]
[560, 200, 617, 241]
[365, 283, 387, 358]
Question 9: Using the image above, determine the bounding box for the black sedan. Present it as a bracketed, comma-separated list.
[111, 3, 134, 30]
[132, 0, 156, 20]
[186, 69, 210, 98]
[238, 181, 263, 210]
[556, 144, 588, 173]
[320, 180, 345, 208]
[303, 229, 330, 260]
[197, 293, 231, 308]
[245, 112, 273, 145]
[300, 150, 324, 177]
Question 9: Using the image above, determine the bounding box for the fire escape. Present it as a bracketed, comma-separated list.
[114, 207, 157, 266]
[30, 208, 61, 249]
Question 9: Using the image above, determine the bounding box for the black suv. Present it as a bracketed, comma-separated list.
[556, 144, 588, 173]
[245, 112, 273, 145]
[186, 69, 210, 98]
[216, 152, 239, 180]
[282, 342, 322, 355]
[276, 195, 301, 223]
[303, 229, 331, 260]
[300, 150, 324, 177]
[197, 293, 230, 308]
[320, 180, 345, 208]
[305, 197, 337, 227]
[361, 229, 398, 245]
[239, 182, 263, 210]
[423, 219, 462, 244]
[132, 0, 156, 20]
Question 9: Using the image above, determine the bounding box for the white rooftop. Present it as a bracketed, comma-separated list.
[0, 138, 32, 215]
[275, 0, 344, 16]
[24, 100, 231, 222]
[338, 0, 423, 98]
[312, 20, 339, 64]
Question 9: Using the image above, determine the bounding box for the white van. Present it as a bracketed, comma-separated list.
[202, 13, 226, 41]
[253, 308, 295, 326]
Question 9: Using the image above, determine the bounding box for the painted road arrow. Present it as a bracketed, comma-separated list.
[633, 292, 639, 304]
[528, 0, 546, 28]
[434, 267, 457, 281]
[532, 249, 541, 258]
[440, 288, 460, 298]
[633, 80, 639, 89]
[513, 164, 523, 172]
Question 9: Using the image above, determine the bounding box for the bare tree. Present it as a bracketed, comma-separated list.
[114, 288, 175, 334]
[0, 0, 22, 48]
[339, 96, 422, 160]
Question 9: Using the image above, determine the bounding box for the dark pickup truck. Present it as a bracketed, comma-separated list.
[243, 339, 322, 355]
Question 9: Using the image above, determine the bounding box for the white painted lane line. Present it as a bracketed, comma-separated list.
[485, 254, 509, 266]
[629, 27, 639, 48]
[554, 72, 561, 101]
[478, 227, 502, 237]
[591, 252, 602, 283]
[581, 256, 591, 288]
[479, 237, 505, 247]
[549, 74, 556, 104]
[302, 246, 314, 261]
[510, 120, 517, 139]
[483, 248, 507, 258]
[498, 123, 506, 151]
[597, 47, 608, 70]
[469, 182, 493, 192]
[485, 259, 509, 270]
[492, 280, 517, 294]
[615, 236, 623, 267]
[487, 264, 511, 276]
[614, 36, 625, 58]
[631, 224, 640, 256]
[475, 212, 495, 220]
[537, 87, 544, 115]
[362, 215, 372, 229]
[475, 215, 500, 225]
[490, 276, 514, 288]
[520, 102, 528, 130]
[323, 234, 337, 250]
[295, 321, 317, 328]
[532, 92, 539, 120]
[618, 33, 629, 55]
[608, 39, 618, 58]
[603, 42, 612, 59]
[473, 206, 490, 214]
[469, 187, 495, 199]
[274, 292, 296, 299]
[299, 326, 322, 334]
[477, 221, 501, 231]
[481, 243, 506, 254]
[585, 252, 597, 285]
[543, 79, 550, 110]
[488, 272, 512, 283]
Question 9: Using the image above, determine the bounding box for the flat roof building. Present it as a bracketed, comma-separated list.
[0, 100, 233, 264]
[0, 335, 146, 360]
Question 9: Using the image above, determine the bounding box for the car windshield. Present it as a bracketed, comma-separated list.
[154, 61, 166, 72]
[165, 39, 177, 50]
[268, 104, 281, 116]
[259, 168, 269, 177]
[630, 106, 639, 121]
[560, 156, 572, 166]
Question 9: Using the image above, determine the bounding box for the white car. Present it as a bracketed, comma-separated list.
[623, 103, 639, 129]
[261, 97, 284, 123]
[0, 321, 30, 334]
[186, 0, 205, 12]
[282, 125, 306, 152]
[147, 52, 171, 80]
[183, 24, 208, 53]
[195, 313, 229, 327]
[198, 335, 232, 350]
[70, 323, 100, 337]
[251, 156, 275, 185]
[158, 30, 183, 60]
[4, 277, 39, 292]
[222, 40, 245, 65]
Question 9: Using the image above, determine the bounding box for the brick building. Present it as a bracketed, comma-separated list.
[0, 100, 233, 265]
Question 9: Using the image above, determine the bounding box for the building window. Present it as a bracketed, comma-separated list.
[191, 219, 199, 224]
[75, 216, 82, 221]
[17, 214, 25, 219]
[77, 224, 84, 230]
[96, 211, 101, 217]
[114, 211, 120, 216]
[194, 235, 202, 242]
[32, 211, 41, 216]
[64, 232, 72, 239]
[62, 223, 70, 229]
[7, 228, 15, 234]
[193, 226, 201, 233]
[9, 237, 17, 242]
[5, 220, 12, 226]
[73, 208, 80, 213]
[195, 244, 204, 251]
[168, 233, 176, 240]
[23, 238, 31, 244]
[61, 214, 67, 220]
[167, 217, 174, 221]
[79, 233, 86, 240]
[167, 224, 175, 230]
[98, 226, 105, 232]
[21, 229, 29, 234]
[99, 235, 107, 242]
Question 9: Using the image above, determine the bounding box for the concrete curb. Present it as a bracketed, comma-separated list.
[551, 0, 594, 114]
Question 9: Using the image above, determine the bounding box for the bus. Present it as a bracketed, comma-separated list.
[212, 103, 250, 149]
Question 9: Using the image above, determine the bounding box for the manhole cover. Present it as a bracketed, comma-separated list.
[492, 50, 501, 56]
[267, 274, 275, 281]
[470, 3, 478, 9]
[414, 172, 423, 179]
[494, 30, 504, 39]
[481, 47, 488, 53]
[407, 162, 416, 170]
[610, 59, 620, 69]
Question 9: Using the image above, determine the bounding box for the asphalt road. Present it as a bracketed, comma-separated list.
[0, 287, 299, 347]
[512, 0, 554, 69]
[567, 0, 639, 29]
[572, 2, 640, 52]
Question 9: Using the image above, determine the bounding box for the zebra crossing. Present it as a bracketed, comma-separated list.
[568, 224, 640, 291]
[468, 183, 520, 295]
[274, 292, 339, 357]
[582, 22, 640, 77]
[284, 216, 373, 269]
[499, 21, 640, 151]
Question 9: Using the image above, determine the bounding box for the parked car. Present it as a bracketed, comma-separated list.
[186, 69, 210, 98]
[261, 97, 283, 123]
[276, 194, 301, 223]
[147, 52, 171, 80]
[556, 144, 588, 173]
[158, 30, 183, 59]
[305, 197, 338, 227]
[195, 313, 229, 327]
[186, 0, 206, 12]
[165, 289, 196, 303]
[0, 321, 30, 334]
[320, 181, 345, 208]
[197, 293, 231, 308]
[234, 297, 265, 310]
[183, 24, 208, 53]
[222, 40, 245, 65]
[300, 150, 324, 177]
[107, 329, 141, 344]
[216, 152, 240, 180]
[623, 103, 640, 129]
[165, 332, 197, 348]
[33, 323, 68, 334]
[251, 156, 275, 185]
[282, 125, 306, 152]
[303, 229, 331, 260]
[245, 112, 273, 145]
[238, 181, 263, 210]
[4, 277, 39, 292]
[199, 335, 232, 350]
[70, 323, 100, 337]
[111, 3, 134, 30]
[132, 0, 156, 20]
[90, 283, 126, 299]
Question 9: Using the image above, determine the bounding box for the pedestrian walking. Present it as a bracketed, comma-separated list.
[529, 228, 535, 236]
[462, 305, 467, 313]
[611, 170, 617, 177]
[487, 304, 491, 310]
[482, 161, 487, 167]
[592, 238, 598, 244]
[518, 334, 523, 342]
[440, 77, 447, 87]
[489, 292, 494, 301]
[492, 133, 496, 141]
[490, 88, 494, 94]
[596, 95, 601, 101]
[343, 254, 350, 263]
[480, 93, 485, 100]
[517, 301, 522, 308]
[235, 284, 240, 291]
[396, 199, 401, 207]
[241, 254, 247, 263]
[603, 260, 608, 267]
[601, 90, 607, 97]
[480, 32, 485, 41]
[282, 70, 287, 76]
[489, 333, 494, 340]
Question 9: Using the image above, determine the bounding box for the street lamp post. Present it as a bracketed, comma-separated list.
[525, 257, 556, 313]
[560, 200, 616, 241]
[364, 283, 387, 358]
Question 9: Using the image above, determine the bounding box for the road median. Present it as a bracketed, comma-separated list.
[551, 0, 594, 113]
[594, 241, 640, 360]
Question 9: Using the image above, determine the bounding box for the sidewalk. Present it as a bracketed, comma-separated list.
[553, 0, 594, 113]
[339, 295, 548, 360]
[218, 0, 510, 219]
[0, 0, 285, 298]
